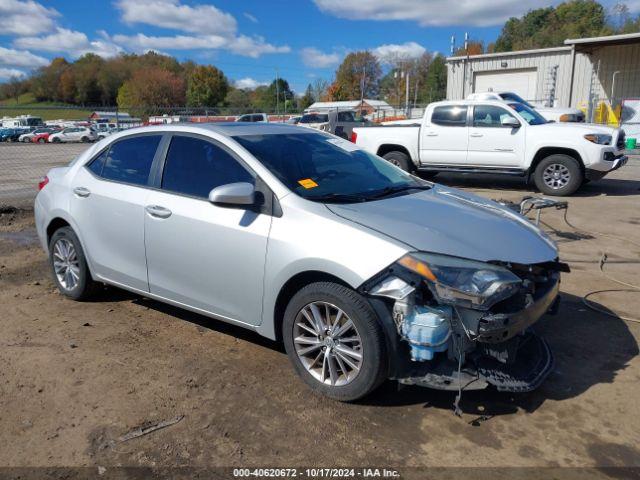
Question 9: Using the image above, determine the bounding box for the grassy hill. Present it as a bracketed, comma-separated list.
[0, 93, 92, 120]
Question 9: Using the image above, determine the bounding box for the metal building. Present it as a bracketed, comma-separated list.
[446, 32, 640, 124]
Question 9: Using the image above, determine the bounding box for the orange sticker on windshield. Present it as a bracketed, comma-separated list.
[298, 178, 318, 189]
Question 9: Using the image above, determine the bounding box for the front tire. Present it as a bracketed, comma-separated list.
[533, 154, 583, 196]
[283, 282, 387, 401]
[49, 226, 98, 301]
[382, 151, 412, 172]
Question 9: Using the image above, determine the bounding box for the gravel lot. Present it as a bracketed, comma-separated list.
[0, 143, 639, 477]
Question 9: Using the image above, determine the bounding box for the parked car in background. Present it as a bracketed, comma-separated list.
[31, 128, 62, 143]
[35, 123, 561, 401]
[0, 128, 25, 142]
[467, 91, 585, 123]
[236, 113, 269, 123]
[352, 100, 627, 196]
[299, 110, 370, 139]
[20, 127, 59, 143]
[48, 127, 97, 143]
[286, 115, 302, 124]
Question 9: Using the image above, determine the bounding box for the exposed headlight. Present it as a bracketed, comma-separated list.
[584, 133, 612, 145]
[397, 252, 522, 310]
[559, 113, 583, 122]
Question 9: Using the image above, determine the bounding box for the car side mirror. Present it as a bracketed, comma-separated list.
[208, 182, 256, 207]
[501, 116, 521, 128]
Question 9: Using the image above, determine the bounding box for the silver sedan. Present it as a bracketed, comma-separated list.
[35, 123, 562, 401]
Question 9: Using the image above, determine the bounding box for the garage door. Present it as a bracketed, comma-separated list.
[474, 69, 538, 102]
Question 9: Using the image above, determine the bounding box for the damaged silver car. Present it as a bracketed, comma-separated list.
[34, 123, 565, 402]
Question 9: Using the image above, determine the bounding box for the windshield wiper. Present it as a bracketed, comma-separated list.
[363, 184, 432, 200]
[310, 193, 369, 203]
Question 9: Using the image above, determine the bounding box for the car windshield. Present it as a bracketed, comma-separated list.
[507, 103, 548, 125]
[233, 132, 430, 203]
[300, 113, 329, 124]
[499, 92, 534, 108]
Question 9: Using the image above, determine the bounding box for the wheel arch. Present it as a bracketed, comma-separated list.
[528, 147, 585, 179]
[376, 144, 411, 160]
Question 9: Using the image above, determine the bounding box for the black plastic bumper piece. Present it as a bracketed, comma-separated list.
[476, 331, 554, 392]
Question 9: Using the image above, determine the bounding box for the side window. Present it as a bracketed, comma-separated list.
[101, 135, 162, 186]
[473, 105, 517, 128]
[337, 111, 355, 122]
[86, 149, 108, 176]
[161, 136, 254, 199]
[431, 106, 468, 127]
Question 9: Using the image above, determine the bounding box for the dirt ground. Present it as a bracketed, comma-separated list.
[1, 159, 639, 478]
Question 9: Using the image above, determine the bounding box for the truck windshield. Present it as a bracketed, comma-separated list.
[300, 114, 329, 124]
[233, 132, 430, 203]
[507, 103, 548, 125]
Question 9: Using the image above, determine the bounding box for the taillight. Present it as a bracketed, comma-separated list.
[350, 131, 357, 143]
[38, 176, 49, 191]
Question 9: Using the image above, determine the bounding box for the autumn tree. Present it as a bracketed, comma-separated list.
[332, 51, 381, 100]
[31, 57, 69, 102]
[117, 67, 186, 111]
[73, 54, 104, 105]
[186, 65, 229, 107]
[453, 41, 485, 56]
[58, 69, 77, 103]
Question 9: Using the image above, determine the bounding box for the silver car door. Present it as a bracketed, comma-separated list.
[144, 133, 271, 326]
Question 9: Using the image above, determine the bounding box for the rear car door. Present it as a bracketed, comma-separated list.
[419, 105, 469, 165]
[70, 133, 163, 291]
[144, 134, 272, 325]
[467, 104, 525, 168]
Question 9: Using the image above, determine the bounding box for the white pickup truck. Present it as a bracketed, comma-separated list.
[352, 100, 628, 196]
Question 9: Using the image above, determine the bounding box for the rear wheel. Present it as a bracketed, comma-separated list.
[382, 151, 412, 172]
[283, 282, 387, 401]
[38, 137, 45, 144]
[533, 154, 583, 196]
[81, 136, 89, 143]
[48, 226, 98, 301]
[52, 137, 61, 143]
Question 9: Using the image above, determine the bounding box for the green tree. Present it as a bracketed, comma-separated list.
[423, 54, 447, 102]
[73, 54, 104, 105]
[299, 84, 315, 110]
[225, 87, 253, 112]
[493, 0, 609, 52]
[253, 78, 293, 112]
[186, 65, 229, 107]
[332, 51, 381, 100]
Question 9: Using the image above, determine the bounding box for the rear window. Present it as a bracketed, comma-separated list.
[100, 135, 162, 186]
[431, 106, 468, 127]
[300, 113, 328, 124]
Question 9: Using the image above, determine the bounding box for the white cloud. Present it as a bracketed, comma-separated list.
[372, 42, 426, 62]
[0, 67, 27, 80]
[14, 27, 123, 58]
[301, 47, 341, 68]
[243, 12, 258, 23]
[313, 0, 548, 27]
[0, 46, 49, 68]
[234, 77, 269, 90]
[115, 0, 237, 36]
[112, 33, 226, 51]
[0, 0, 59, 36]
[228, 35, 290, 58]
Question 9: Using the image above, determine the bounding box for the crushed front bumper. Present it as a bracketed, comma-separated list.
[399, 330, 554, 393]
[586, 154, 628, 180]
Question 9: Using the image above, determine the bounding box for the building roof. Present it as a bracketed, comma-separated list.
[564, 32, 640, 48]
[306, 99, 393, 110]
[446, 46, 571, 62]
[90, 111, 132, 118]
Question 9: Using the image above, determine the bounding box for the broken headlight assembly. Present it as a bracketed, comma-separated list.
[397, 252, 522, 310]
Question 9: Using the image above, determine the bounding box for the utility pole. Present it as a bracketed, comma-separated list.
[359, 65, 366, 113]
[405, 70, 410, 116]
[275, 69, 280, 119]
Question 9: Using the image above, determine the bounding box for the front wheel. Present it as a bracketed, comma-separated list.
[533, 154, 583, 196]
[382, 151, 412, 172]
[283, 282, 387, 401]
[51, 137, 61, 143]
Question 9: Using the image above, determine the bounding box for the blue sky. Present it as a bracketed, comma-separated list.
[0, 0, 635, 93]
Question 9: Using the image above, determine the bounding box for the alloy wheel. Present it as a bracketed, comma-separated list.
[293, 301, 363, 386]
[52, 238, 81, 290]
[542, 163, 571, 189]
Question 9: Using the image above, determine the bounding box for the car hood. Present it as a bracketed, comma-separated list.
[533, 122, 618, 134]
[536, 106, 583, 115]
[326, 185, 558, 265]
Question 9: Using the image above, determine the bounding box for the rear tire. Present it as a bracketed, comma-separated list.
[382, 151, 412, 172]
[81, 136, 89, 143]
[283, 282, 387, 402]
[38, 137, 45, 144]
[48, 226, 98, 301]
[52, 137, 61, 143]
[533, 154, 583, 196]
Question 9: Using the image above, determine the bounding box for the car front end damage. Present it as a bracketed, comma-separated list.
[362, 252, 568, 398]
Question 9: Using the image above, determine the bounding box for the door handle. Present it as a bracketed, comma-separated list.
[470, 132, 483, 137]
[145, 205, 172, 219]
[73, 187, 91, 197]
[425, 132, 438, 137]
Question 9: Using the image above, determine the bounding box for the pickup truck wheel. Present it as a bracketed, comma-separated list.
[534, 154, 583, 196]
[283, 282, 387, 402]
[383, 151, 412, 172]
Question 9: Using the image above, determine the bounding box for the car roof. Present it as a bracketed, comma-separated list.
[113, 122, 310, 138]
